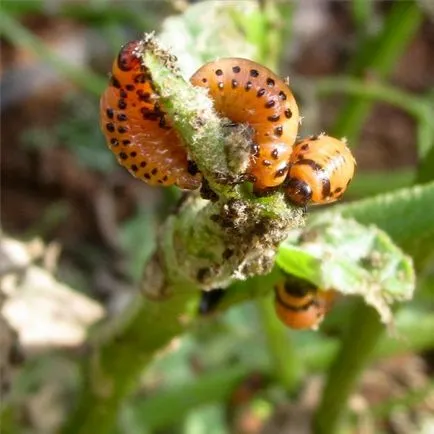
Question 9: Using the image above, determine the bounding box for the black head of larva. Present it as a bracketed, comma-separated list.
[117, 40, 141, 72]
[285, 178, 312, 207]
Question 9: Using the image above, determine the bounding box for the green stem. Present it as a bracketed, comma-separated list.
[256, 295, 302, 392]
[317, 77, 432, 131]
[61, 34, 302, 434]
[128, 307, 434, 431]
[0, 12, 106, 96]
[314, 301, 384, 434]
[333, 1, 422, 143]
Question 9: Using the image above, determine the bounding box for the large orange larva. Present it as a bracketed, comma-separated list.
[190, 58, 300, 190]
[100, 40, 201, 189]
[285, 135, 356, 206]
[274, 277, 335, 330]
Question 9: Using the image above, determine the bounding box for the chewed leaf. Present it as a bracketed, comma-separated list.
[277, 216, 415, 325]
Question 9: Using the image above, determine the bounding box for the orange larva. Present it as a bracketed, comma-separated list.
[190, 58, 300, 190]
[100, 40, 201, 189]
[274, 278, 335, 330]
[285, 135, 356, 206]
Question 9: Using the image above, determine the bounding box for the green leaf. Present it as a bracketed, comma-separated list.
[277, 216, 415, 324]
[331, 182, 434, 270]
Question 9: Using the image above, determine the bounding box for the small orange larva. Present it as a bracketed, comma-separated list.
[190, 58, 300, 190]
[274, 277, 335, 330]
[100, 40, 201, 189]
[285, 135, 356, 206]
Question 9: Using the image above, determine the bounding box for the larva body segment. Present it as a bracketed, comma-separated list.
[190, 58, 300, 189]
[100, 40, 201, 189]
[285, 135, 356, 206]
[274, 279, 335, 330]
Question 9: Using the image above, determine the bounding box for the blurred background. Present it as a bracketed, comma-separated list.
[1, 1, 433, 433]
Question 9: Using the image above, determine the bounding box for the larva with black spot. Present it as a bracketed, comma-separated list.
[190, 58, 300, 190]
[274, 277, 336, 330]
[100, 40, 201, 189]
[285, 135, 356, 206]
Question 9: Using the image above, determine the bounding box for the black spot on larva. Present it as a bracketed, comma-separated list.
[134, 74, 146, 84]
[283, 281, 312, 297]
[110, 76, 121, 89]
[126, 84, 135, 91]
[136, 90, 151, 102]
[162, 175, 168, 182]
[266, 77, 275, 87]
[215, 69, 223, 76]
[257, 88, 266, 97]
[250, 69, 259, 77]
[119, 152, 128, 160]
[278, 91, 287, 100]
[140, 161, 147, 168]
[301, 143, 309, 151]
[151, 168, 158, 176]
[267, 114, 280, 122]
[110, 138, 119, 146]
[231, 79, 238, 88]
[131, 164, 138, 172]
[106, 123, 115, 132]
[122, 140, 131, 145]
[202, 78, 207, 83]
[265, 100, 275, 109]
[218, 82, 224, 90]
[334, 187, 343, 194]
[106, 108, 114, 119]
[271, 149, 279, 159]
[144, 173, 151, 180]
[130, 151, 137, 157]
[118, 99, 127, 109]
[274, 126, 283, 136]
[187, 160, 199, 176]
[157, 180, 163, 184]
[232, 65, 241, 73]
[284, 108, 292, 119]
[117, 113, 128, 121]
[262, 159, 272, 167]
[120, 89, 128, 98]
[245, 81, 253, 91]
[251, 142, 260, 157]
[297, 158, 323, 171]
[321, 177, 331, 198]
[118, 126, 128, 134]
[275, 163, 289, 178]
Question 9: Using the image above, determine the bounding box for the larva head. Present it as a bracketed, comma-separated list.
[284, 177, 312, 207]
[111, 40, 144, 87]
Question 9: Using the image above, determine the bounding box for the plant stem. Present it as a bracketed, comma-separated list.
[314, 301, 384, 434]
[256, 295, 302, 392]
[61, 34, 302, 434]
[127, 307, 434, 431]
[0, 12, 106, 96]
[332, 1, 422, 143]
